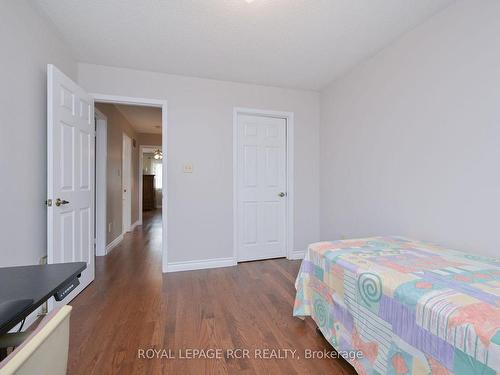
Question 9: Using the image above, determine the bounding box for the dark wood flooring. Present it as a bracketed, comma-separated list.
[68, 210, 356, 374]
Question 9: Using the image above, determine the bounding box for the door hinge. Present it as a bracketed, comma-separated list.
[45, 199, 53, 207]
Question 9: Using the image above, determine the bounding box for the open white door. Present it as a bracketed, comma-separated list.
[47, 64, 95, 309]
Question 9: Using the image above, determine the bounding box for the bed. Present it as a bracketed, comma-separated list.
[293, 236, 500, 375]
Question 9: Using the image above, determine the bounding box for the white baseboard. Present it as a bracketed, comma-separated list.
[288, 250, 306, 260]
[95, 242, 106, 257]
[130, 220, 140, 231]
[166, 257, 237, 273]
[105, 233, 124, 254]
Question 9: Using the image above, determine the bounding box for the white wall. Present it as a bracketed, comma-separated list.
[0, 0, 76, 267]
[78, 63, 320, 263]
[320, 0, 500, 258]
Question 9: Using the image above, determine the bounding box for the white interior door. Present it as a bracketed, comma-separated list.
[236, 114, 287, 261]
[47, 64, 95, 308]
[122, 134, 132, 232]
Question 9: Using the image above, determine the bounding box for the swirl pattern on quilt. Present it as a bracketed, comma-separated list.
[357, 272, 382, 307]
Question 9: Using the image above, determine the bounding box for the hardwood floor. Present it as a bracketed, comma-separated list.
[68, 210, 356, 374]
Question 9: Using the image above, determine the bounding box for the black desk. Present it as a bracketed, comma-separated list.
[0, 262, 86, 335]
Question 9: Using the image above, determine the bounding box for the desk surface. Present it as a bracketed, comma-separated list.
[0, 262, 86, 335]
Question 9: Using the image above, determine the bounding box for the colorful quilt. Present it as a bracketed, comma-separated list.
[293, 237, 500, 375]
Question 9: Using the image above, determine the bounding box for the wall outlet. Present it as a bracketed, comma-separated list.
[183, 163, 193, 173]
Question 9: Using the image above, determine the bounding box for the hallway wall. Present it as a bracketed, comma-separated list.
[95, 103, 140, 246]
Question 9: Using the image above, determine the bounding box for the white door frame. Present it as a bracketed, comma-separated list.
[95, 108, 107, 256]
[139, 144, 162, 224]
[122, 133, 132, 233]
[92, 94, 168, 272]
[233, 107, 295, 261]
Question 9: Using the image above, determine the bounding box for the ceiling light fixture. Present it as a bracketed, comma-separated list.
[245, 0, 255, 3]
[153, 149, 163, 160]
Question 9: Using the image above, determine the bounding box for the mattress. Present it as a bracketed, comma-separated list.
[293, 236, 500, 375]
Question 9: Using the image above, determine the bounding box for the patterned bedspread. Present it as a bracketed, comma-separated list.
[293, 237, 500, 375]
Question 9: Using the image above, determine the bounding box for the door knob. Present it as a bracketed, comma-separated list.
[55, 198, 70, 207]
[278, 192, 287, 197]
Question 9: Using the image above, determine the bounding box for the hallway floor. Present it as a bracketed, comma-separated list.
[68, 209, 355, 374]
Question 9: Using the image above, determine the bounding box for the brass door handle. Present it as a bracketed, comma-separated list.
[278, 192, 287, 198]
[55, 198, 70, 207]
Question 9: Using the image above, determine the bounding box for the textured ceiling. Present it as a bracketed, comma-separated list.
[114, 104, 162, 134]
[33, 0, 454, 90]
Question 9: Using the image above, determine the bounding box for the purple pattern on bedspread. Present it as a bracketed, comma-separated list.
[335, 258, 359, 273]
[420, 271, 500, 306]
[332, 297, 354, 332]
[379, 295, 455, 370]
[300, 260, 315, 274]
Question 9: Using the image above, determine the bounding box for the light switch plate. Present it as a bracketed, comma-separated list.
[183, 163, 193, 173]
